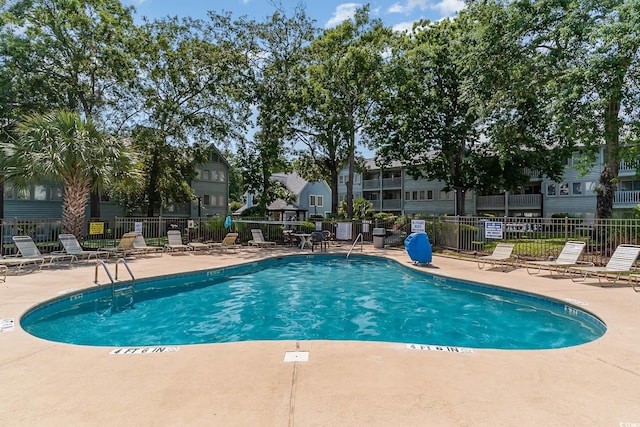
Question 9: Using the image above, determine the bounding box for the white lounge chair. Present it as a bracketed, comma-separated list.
[210, 233, 241, 253]
[103, 232, 140, 258]
[569, 244, 640, 286]
[164, 230, 191, 253]
[12, 235, 77, 269]
[526, 241, 586, 276]
[477, 243, 517, 271]
[133, 233, 164, 256]
[248, 229, 276, 248]
[59, 234, 110, 261]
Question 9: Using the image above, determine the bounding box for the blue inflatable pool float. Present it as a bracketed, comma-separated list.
[404, 232, 432, 264]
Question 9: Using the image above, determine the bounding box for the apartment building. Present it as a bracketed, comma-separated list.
[338, 153, 640, 219]
[1, 145, 230, 219]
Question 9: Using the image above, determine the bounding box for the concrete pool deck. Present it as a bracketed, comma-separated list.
[1, 245, 639, 426]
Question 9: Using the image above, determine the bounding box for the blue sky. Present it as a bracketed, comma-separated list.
[124, 0, 465, 32]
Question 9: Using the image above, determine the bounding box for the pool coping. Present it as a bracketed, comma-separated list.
[1, 245, 639, 425]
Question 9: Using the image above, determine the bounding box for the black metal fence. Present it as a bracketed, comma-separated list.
[2, 215, 640, 267]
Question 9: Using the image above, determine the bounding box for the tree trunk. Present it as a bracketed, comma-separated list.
[455, 188, 466, 216]
[330, 170, 339, 216]
[596, 96, 621, 219]
[62, 176, 91, 238]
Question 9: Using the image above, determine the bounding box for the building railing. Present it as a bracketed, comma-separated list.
[363, 179, 379, 189]
[382, 177, 402, 188]
[619, 159, 639, 174]
[476, 194, 542, 210]
[382, 199, 402, 210]
[614, 190, 640, 206]
[508, 193, 542, 208]
[476, 195, 505, 209]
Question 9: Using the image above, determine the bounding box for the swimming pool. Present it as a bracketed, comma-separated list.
[21, 255, 606, 349]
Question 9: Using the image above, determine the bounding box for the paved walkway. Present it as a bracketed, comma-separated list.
[1, 245, 639, 426]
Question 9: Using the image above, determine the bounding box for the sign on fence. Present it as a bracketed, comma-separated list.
[485, 221, 504, 239]
[411, 220, 426, 233]
[336, 222, 352, 240]
[89, 222, 104, 235]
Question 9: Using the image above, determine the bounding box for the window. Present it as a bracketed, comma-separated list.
[218, 171, 226, 182]
[439, 190, 454, 200]
[17, 188, 30, 200]
[419, 190, 425, 200]
[339, 175, 344, 184]
[309, 195, 323, 207]
[559, 183, 569, 196]
[203, 195, 211, 206]
[354, 174, 361, 184]
[34, 185, 47, 201]
[427, 190, 434, 200]
[546, 183, 557, 196]
[4, 184, 14, 200]
[405, 191, 410, 200]
[572, 182, 582, 196]
[412, 191, 418, 200]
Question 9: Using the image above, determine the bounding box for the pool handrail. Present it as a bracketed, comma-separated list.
[346, 233, 363, 259]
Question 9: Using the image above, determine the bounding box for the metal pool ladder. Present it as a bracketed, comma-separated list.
[94, 258, 136, 314]
[346, 233, 363, 259]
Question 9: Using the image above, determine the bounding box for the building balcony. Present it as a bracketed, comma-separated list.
[619, 160, 640, 176]
[476, 194, 542, 210]
[382, 177, 402, 188]
[614, 190, 640, 207]
[382, 199, 402, 210]
[363, 179, 379, 190]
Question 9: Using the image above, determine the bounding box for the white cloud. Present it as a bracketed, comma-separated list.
[432, 0, 465, 16]
[386, 0, 464, 18]
[392, 21, 415, 33]
[386, 0, 428, 15]
[325, 3, 360, 28]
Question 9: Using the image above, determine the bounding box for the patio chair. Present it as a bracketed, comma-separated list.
[133, 233, 164, 256]
[477, 243, 517, 271]
[569, 244, 640, 286]
[12, 235, 77, 269]
[210, 232, 241, 253]
[187, 241, 214, 252]
[0, 255, 43, 276]
[164, 230, 191, 253]
[310, 231, 328, 252]
[525, 241, 586, 276]
[59, 233, 110, 261]
[248, 229, 276, 248]
[103, 232, 140, 258]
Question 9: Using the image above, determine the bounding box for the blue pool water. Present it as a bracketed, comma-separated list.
[21, 255, 606, 349]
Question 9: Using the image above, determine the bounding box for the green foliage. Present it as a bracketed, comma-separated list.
[373, 212, 397, 222]
[298, 221, 316, 233]
[0, 0, 137, 122]
[338, 198, 374, 220]
[229, 201, 243, 213]
[0, 110, 139, 237]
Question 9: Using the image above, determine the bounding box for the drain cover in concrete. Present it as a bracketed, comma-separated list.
[284, 351, 309, 362]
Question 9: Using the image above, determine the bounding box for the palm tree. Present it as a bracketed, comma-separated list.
[0, 110, 139, 238]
